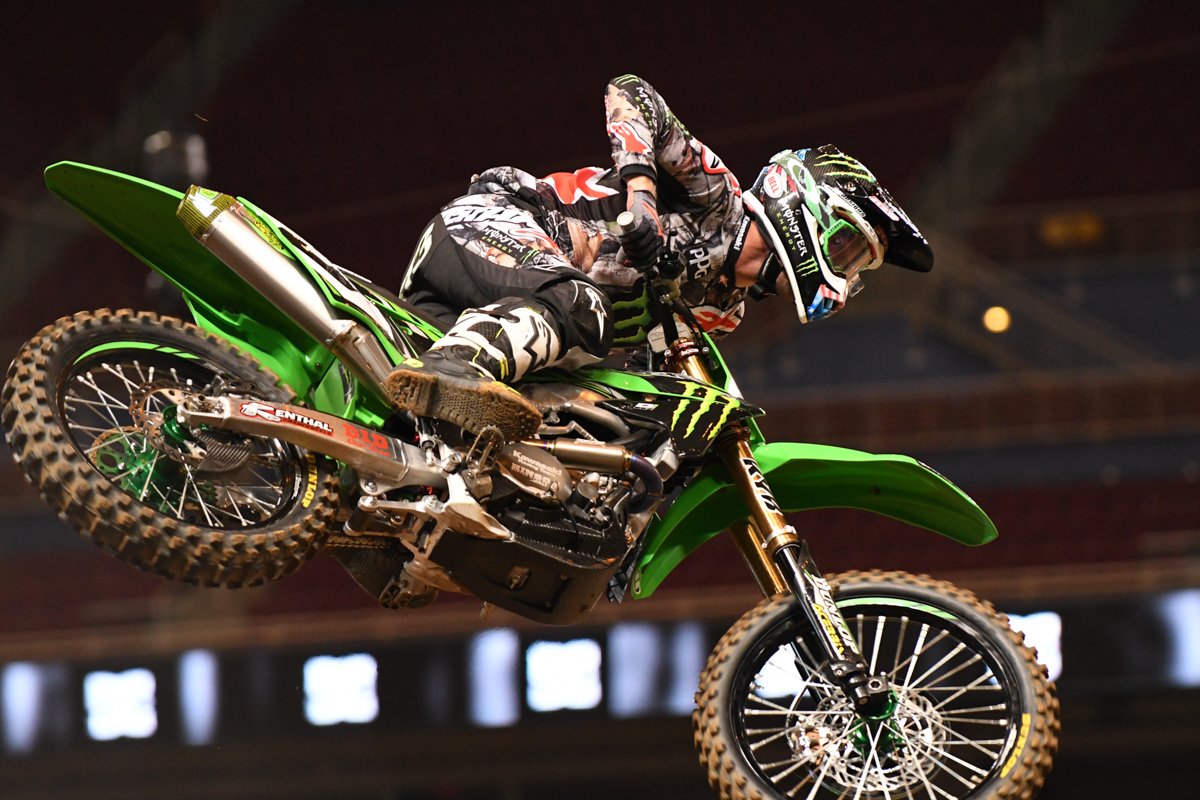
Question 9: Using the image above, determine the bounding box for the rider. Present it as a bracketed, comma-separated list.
[388, 75, 933, 439]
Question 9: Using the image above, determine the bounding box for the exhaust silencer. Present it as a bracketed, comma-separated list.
[177, 186, 394, 404]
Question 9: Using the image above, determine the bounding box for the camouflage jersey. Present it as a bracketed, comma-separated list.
[455, 75, 748, 348]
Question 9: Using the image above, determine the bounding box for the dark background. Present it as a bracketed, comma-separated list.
[1, 1, 1199, 798]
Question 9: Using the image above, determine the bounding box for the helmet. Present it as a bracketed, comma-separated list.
[742, 145, 933, 323]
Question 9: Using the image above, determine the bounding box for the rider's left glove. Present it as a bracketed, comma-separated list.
[620, 189, 666, 270]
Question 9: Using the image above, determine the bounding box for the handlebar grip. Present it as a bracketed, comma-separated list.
[616, 210, 636, 235]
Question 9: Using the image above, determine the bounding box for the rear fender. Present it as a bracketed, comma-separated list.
[43, 162, 392, 424]
[630, 441, 997, 599]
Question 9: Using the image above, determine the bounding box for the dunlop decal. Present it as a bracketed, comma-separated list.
[301, 453, 319, 508]
[1000, 714, 1031, 778]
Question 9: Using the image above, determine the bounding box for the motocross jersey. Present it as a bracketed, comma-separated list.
[462, 75, 748, 348]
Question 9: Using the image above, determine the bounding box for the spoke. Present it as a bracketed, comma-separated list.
[920, 716, 1004, 760]
[923, 684, 1002, 694]
[66, 422, 116, 434]
[226, 484, 274, 515]
[132, 360, 147, 384]
[749, 729, 792, 752]
[749, 694, 806, 715]
[868, 615, 885, 675]
[851, 721, 882, 800]
[893, 616, 909, 675]
[224, 487, 249, 526]
[104, 465, 146, 483]
[921, 654, 983, 692]
[900, 624, 929, 690]
[76, 374, 134, 417]
[942, 704, 1008, 716]
[893, 724, 956, 800]
[138, 451, 161, 501]
[100, 363, 141, 393]
[910, 736, 988, 782]
[933, 671, 999, 710]
[65, 395, 131, 412]
[184, 466, 217, 527]
[869, 723, 894, 800]
[800, 745, 838, 800]
[908, 643, 967, 691]
[70, 376, 140, 454]
[893, 629, 952, 686]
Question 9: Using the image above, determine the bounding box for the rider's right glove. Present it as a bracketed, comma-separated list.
[620, 189, 666, 270]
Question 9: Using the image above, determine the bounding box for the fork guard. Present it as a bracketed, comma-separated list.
[629, 441, 997, 599]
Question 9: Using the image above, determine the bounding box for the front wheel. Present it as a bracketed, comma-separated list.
[694, 571, 1059, 800]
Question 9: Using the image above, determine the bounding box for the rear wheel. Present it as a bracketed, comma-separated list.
[694, 571, 1058, 800]
[2, 309, 338, 587]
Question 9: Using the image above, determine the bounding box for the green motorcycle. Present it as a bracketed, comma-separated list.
[3, 162, 1058, 800]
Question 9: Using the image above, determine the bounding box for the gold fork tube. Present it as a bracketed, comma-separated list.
[719, 436, 801, 558]
[661, 338, 795, 597]
[728, 519, 790, 597]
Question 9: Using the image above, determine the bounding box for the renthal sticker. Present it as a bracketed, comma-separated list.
[342, 423, 392, 457]
[633, 402, 658, 410]
[764, 169, 787, 199]
[239, 401, 333, 435]
[302, 452, 318, 508]
[441, 204, 532, 227]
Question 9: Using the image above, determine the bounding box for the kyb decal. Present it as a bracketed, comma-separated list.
[239, 402, 333, 435]
[740, 457, 783, 513]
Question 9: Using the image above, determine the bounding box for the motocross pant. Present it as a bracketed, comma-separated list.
[399, 194, 614, 382]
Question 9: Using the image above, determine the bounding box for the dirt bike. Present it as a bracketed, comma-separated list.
[3, 162, 1058, 799]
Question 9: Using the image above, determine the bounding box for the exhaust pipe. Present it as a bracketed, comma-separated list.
[177, 186, 393, 405]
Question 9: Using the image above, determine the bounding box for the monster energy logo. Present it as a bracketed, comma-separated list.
[793, 255, 818, 277]
[813, 153, 875, 182]
[612, 286, 652, 344]
[669, 383, 738, 439]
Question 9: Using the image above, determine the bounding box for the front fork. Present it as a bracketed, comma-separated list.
[718, 432, 893, 717]
[663, 324, 892, 716]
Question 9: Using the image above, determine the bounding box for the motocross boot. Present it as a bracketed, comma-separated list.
[386, 348, 543, 441]
[387, 301, 558, 441]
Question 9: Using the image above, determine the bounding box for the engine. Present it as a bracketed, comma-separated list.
[490, 442, 635, 567]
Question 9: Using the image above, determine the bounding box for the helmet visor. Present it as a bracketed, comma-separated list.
[822, 217, 874, 279]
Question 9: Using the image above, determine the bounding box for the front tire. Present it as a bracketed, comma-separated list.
[2, 309, 338, 587]
[694, 571, 1059, 800]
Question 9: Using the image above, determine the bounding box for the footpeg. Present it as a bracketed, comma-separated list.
[380, 567, 439, 609]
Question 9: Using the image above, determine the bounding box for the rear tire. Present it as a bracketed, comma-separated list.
[2, 309, 338, 587]
[694, 571, 1059, 800]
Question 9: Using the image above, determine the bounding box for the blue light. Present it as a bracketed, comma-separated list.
[468, 629, 520, 727]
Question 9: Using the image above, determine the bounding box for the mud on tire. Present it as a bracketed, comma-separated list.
[693, 571, 1059, 800]
[2, 309, 338, 587]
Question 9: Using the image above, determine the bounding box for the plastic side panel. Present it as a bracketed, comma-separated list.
[630, 441, 997, 599]
[43, 162, 327, 396]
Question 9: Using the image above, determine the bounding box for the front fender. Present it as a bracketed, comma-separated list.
[630, 441, 996, 599]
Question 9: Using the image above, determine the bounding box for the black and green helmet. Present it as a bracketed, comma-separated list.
[742, 145, 933, 323]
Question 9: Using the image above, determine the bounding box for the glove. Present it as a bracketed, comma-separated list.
[620, 189, 666, 269]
